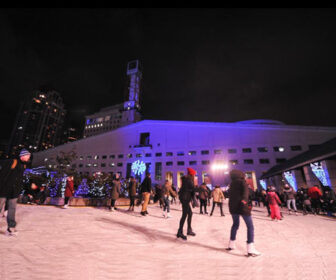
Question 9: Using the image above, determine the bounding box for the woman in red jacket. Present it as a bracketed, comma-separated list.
[267, 186, 282, 221]
[64, 176, 74, 209]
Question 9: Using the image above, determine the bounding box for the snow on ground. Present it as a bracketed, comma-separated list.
[1, 202, 336, 280]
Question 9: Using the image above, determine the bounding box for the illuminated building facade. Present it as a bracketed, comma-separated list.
[32, 119, 336, 189]
[8, 89, 65, 156]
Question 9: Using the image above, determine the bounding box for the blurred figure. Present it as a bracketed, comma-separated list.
[283, 184, 298, 215]
[109, 173, 121, 212]
[267, 186, 282, 221]
[199, 183, 209, 214]
[63, 176, 74, 209]
[210, 185, 225, 216]
[140, 172, 152, 216]
[308, 185, 323, 215]
[128, 176, 137, 211]
[161, 180, 177, 218]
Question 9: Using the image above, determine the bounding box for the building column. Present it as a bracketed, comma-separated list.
[303, 165, 320, 188]
[293, 169, 306, 189]
[324, 159, 336, 192]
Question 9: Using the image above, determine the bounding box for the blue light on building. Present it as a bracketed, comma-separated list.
[131, 160, 146, 176]
[259, 179, 267, 190]
[283, 171, 298, 191]
[310, 162, 331, 187]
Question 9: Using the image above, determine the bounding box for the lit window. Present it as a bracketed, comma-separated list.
[242, 148, 252, 153]
[166, 152, 173, 157]
[214, 149, 222, 154]
[188, 151, 197, 156]
[257, 147, 268, 153]
[229, 160, 238, 165]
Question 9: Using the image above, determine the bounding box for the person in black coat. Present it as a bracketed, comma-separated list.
[140, 172, 152, 216]
[0, 149, 31, 236]
[176, 167, 197, 240]
[226, 169, 261, 256]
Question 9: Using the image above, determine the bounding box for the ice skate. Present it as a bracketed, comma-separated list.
[247, 243, 261, 257]
[225, 240, 236, 251]
[5, 227, 18, 237]
[176, 229, 187, 240]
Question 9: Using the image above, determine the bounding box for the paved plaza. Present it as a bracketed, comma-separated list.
[1, 202, 335, 280]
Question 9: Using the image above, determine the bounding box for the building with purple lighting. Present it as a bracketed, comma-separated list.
[32, 119, 336, 189]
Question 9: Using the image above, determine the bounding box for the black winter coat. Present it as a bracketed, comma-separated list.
[140, 177, 152, 193]
[178, 176, 195, 203]
[0, 158, 27, 199]
[228, 170, 251, 216]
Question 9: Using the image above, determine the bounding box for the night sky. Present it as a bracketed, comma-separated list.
[1, 8, 336, 143]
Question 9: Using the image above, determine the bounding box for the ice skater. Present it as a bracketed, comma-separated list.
[226, 169, 261, 257]
[267, 186, 282, 221]
[176, 167, 197, 240]
[0, 149, 31, 236]
[209, 185, 225, 216]
[63, 176, 74, 209]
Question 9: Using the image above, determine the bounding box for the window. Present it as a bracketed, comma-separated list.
[177, 152, 184, 156]
[229, 160, 238, 165]
[117, 163, 123, 167]
[136, 153, 142, 158]
[155, 162, 162, 180]
[201, 150, 209, 155]
[155, 153, 162, 157]
[309, 144, 319, 150]
[166, 161, 173, 166]
[257, 147, 268, 153]
[109, 155, 115, 159]
[273, 146, 285, 152]
[86, 163, 91, 167]
[140, 132, 150, 146]
[244, 159, 253, 164]
[228, 149, 237, 154]
[242, 148, 252, 153]
[189, 161, 197, 166]
[177, 161, 185, 166]
[166, 152, 173, 157]
[94, 155, 99, 160]
[214, 149, 222, 154]
[276, 158, 286, 164]
[188, 151, 197, 156]
[79, 164, 83, 168]
[102, 155, 107, 159]
[79, 156, 84, 160]
[127, 153, 132, 158]
[259, 158, 270, 164]
[101, 163, 106, 167]
[87, 155, 92, 159]
[93, 163, 98, 167]
[202, 160, 210, 165]
[109, 163, 115, 167]
[145, 153, 152, 157]
[291, 145, 302, 151]
[118, 154, 124, 158]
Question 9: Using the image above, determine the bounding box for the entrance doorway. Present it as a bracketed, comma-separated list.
[245, 171, 257, 190]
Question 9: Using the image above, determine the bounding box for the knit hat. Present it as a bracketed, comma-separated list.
[19, 149, 31, 157]
[187, 167, 197, 176]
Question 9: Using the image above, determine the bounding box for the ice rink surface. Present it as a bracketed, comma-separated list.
[1, 202, 335, 280]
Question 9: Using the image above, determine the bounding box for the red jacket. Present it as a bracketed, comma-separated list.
[65, 180, 74, 197]
[267, 191, 281, 206]
[308, 186, 322, 199]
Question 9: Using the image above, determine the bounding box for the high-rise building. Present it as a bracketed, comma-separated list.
[8, 89, 66, 156]
[83, 60, 142, 138]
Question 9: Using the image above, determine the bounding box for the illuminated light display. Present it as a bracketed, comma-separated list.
[259, 179, 267, 190]
[283, 171, 298, 191]
[310, 162, 331, 187]
[211, 163, 228, 171]
[131, 160, 146, 175]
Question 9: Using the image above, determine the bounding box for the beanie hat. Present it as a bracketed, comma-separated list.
[19, 149, 31, 157]
[187, 167, 197, 176]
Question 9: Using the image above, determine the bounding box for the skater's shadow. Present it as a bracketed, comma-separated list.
[96, 217, 246, 257]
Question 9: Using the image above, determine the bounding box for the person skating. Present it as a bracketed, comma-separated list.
[283, 184, 298, 215]
[0, 149, 31, 236]
[140, 172, 152, 216]
[63, 176, 74, 209]
[128, 176, 137, 211]
[199, 183, 209, 214]
[267, 186, 282, 221]
[161, 180, 177, 218]
[308, 185, 323, 215]
[210, 185, 225, 216]
[109, 173, 121, 211]
[226, 169, 261, 257]
[176, 167, 197, 240]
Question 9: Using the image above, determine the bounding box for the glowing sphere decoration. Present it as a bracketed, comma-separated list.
[131, 160, 146, 176]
